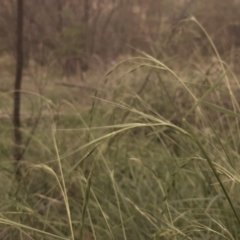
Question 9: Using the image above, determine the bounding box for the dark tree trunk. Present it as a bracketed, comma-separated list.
[83, 0, 89, 28]
[82, 0, 90, 75]
[13, 0, 24, 163]
[83, 0, 89, 55]
[56, 0, 63, 32]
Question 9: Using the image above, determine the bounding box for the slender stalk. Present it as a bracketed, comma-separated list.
[13, 0, 24, 167]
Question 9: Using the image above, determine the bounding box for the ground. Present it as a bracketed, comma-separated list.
[0, 53, 240, 239]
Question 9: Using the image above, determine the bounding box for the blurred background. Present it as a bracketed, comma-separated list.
[1, 0, 240, 76]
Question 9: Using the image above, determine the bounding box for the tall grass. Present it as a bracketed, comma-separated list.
[1, 22, 240, 240]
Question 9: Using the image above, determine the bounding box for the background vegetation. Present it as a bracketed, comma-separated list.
[1, 0, 240, 239]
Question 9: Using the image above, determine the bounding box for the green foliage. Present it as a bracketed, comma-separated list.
[54, 24, 86, 58]
[2, 2, 240, 237]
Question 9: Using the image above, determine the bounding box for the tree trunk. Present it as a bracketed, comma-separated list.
[13, 0, 24, 164]
[56, 0, 63, 33]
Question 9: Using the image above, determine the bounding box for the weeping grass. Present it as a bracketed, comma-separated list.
[1, 24, 240, 240]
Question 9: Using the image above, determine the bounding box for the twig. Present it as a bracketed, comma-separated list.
[56, 81, 105, 92]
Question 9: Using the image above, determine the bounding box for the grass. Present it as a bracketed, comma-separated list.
[1, 39, 240, 239]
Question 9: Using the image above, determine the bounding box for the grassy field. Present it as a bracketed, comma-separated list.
[1, 49, 240, 240]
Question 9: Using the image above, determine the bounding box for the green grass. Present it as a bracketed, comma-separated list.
[1, 46, 240, 239]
